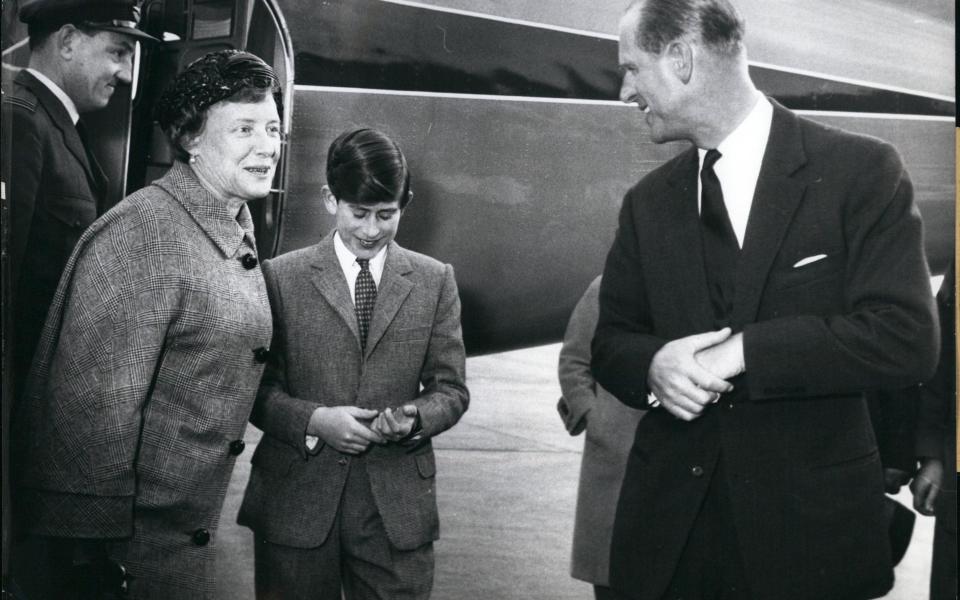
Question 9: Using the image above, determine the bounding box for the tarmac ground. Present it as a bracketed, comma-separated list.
[217, 344, 936, 599]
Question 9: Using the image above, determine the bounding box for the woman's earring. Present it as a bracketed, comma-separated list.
[189, 154, 198, 165]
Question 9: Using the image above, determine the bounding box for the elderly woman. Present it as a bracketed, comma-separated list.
[12, 50, 281, 598]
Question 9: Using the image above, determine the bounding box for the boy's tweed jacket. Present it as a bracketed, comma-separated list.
[14, 161, 272, 599]
[238, 234, 469, 551]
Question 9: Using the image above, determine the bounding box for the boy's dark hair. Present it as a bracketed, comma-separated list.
[326, 128, 412, 209]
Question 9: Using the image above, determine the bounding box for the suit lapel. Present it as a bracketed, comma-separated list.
[657, 148, 716, 332]
[310, 236, 362, 345]
[732, 101, 809, 327]
[364, 243, 414, 360]
[18, 71, 106, 199]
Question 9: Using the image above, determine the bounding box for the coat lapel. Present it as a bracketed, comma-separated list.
[657, 147, 716, 333]
[154, 162, 247, 258]
[364, 243, 414, 359]
[731, 101, 809, 327]
[310, 236, 362, 345]
[18, 71, 106, 198]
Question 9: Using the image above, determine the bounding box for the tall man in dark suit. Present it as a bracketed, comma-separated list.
[2, 0, 155, 396]
[591, 1, 939, 599]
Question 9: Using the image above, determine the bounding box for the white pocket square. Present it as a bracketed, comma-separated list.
[793, 254, 828, 268]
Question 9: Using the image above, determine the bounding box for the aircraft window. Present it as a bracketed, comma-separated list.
[192, 0, 234, 40]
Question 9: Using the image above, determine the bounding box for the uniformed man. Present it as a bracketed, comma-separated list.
[2, 0, 157, 399]
[2, 1, 155, 597]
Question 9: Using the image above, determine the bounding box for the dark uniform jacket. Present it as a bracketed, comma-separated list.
[2, 69, 107, 395]
[592, 101, 939, 600]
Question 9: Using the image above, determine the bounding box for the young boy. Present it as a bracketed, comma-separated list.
[238, 129, 469, 599]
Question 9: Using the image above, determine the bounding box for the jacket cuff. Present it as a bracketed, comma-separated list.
[398, 411, 424, 446]
[557, 394, 592, 435]
[302, 405, 326, 458]
[21, 489, 133, 539]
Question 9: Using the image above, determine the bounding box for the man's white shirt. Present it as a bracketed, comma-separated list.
[697, 94, 773, 248]
[26, 68, 80, 125]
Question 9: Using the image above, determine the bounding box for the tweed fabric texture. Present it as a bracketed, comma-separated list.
[239, 234, 469, 555]
[254, 458, 434, 599]
[355, 258, 377, 350]
[14, 160, 272, 598]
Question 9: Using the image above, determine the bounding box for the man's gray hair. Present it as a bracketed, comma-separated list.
[629, 0, 745, 55]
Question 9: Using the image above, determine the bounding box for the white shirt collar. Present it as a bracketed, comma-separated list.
[26, 68, 80, 125]
[697, 94, 773, 247]
[333, 231, 387, 304]
[711, 93, 772, 163]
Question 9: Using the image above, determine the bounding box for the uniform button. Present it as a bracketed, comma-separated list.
[253, 347, 270, 363]
[192, 528, 211, 546]
[229, 440, 246, 455]
[724, 401, 734, 410]
[338, 457, 348, 466]
[241, 254, 258, 269]
[691, 465, 704, 477]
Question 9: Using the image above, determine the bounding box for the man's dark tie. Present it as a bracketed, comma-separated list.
[700, 149, 739, 326]
[355, 259, 377, 350]
[75, 119, 108, 213]
[75, 118, 91, 150]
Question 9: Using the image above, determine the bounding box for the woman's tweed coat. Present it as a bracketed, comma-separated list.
[14, 161, 272, 598]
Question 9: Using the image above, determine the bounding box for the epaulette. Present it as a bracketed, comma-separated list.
[2, 95, 38, 113]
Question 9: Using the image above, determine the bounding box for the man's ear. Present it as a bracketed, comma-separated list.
[56, 24, 81, 59]
[321, 185, 338, 216]
[666, 40, 693, 84]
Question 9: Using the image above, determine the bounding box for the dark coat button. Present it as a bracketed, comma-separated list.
[192, 528, 211, 546]
[253, 347, 270, 363]
[691, 465, 704, 477]
[338, 457, 348, 466]
[229, 440, 246, 455]
[241, 254, 258, 269]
